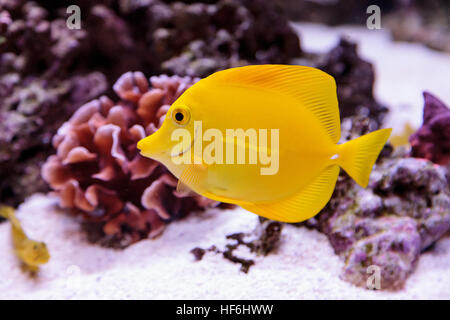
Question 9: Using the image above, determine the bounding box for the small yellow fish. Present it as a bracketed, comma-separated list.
[138, 65, 391, 222]
[0, 206, 50, 272]
[389, 122, 416, 147]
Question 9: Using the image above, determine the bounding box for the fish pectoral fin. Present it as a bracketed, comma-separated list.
[176, 180, 192, 195]
[176, 180, 202, 197]
[177, 163, 208, 194]
[240, 165, 340, 223]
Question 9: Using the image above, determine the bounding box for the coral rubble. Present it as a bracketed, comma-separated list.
[191, 219, 283, 273]
[42, 72, 218, 247]
[410, 92, 450, 166]
[305, 117, 450, 290]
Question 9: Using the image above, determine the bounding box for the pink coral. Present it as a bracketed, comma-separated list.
[42, 72, 218, 247]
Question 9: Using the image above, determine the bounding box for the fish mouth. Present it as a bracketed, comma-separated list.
[170, 125, 200, 158]
[137, 133, 166, 158]
[34, 253, 50, 263]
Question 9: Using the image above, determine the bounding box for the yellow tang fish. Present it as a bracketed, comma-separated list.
[138, 65, 391, 222]
[0, 206, 50, 272]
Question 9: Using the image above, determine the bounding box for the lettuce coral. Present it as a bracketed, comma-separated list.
[42, 72, 218, 247]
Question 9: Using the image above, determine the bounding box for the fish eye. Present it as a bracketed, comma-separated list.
[175, 112, 184, 122]
[171, 107, 190, 126]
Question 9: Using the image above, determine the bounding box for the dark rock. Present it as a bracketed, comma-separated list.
[318, 38, 388, 129]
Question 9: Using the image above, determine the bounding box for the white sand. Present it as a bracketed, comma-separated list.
[1, 25, 449, 299]
[0, 194, 448, 299]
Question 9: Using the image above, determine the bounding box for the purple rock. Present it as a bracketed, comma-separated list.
[305, 117, 450, 290]
[410, 92, 450, 165]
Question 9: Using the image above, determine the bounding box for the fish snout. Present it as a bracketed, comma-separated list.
[137, 136, 152, 156]
[137, 135, 166, 159]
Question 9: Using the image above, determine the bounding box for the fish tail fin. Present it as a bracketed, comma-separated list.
[337, 128, 392, 188]
[0, 206, 21, 231]
[0, 206, 14, 220]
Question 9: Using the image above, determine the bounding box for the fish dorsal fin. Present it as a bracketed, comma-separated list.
[240, 165, 340, 223]
[202, 65, 340, 143]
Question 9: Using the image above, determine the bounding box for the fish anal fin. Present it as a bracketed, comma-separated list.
[202, 65, 340, 143]
[201, 191, 253, 207]
[240, 165, 340, 223]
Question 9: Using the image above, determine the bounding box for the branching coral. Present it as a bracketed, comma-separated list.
[42, 72, 218, 247]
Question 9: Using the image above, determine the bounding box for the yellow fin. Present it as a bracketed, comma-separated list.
[240, 165, 340, 223]
[0, 206, 13, 219]
[202, 65, 340, 143]
[201, 191, 253, 207]
[337, 128, 392, 188]
[0, 206, 21, 229]
[177, 163, 207, 193]
[176, 180, 191, 194]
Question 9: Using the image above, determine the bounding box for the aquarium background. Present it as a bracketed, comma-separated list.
[0, 0, 449, 299]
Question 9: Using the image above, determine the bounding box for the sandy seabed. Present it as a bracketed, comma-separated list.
[1, 25, 449, 299]
[0, 194, 449, 299]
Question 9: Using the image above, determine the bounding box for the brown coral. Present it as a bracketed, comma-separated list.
[42, 72, 218, 247]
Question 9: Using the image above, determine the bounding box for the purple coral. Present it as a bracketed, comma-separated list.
[42, 72, 218, 247]
[410, 92, 450, 165]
